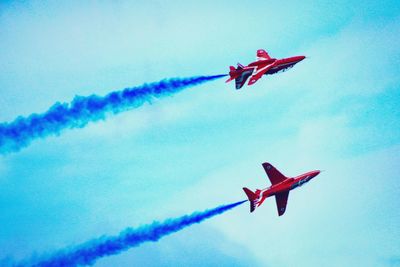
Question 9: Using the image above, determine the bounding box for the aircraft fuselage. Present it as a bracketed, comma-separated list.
[248, 56, 306, 76]
[226, 50, 306, 89]
[260, 170, 320, 197]
[255, 170, 320, 208]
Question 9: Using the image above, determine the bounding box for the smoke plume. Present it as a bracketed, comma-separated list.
[0, 75, 226, 154]
[17, 200, 246, 267]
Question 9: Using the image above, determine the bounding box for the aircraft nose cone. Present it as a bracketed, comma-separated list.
[313, 170, 321, 177]
[292, 56, 306, 63]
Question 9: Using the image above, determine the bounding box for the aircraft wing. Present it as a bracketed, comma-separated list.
[248, 63, 275, 85]
[256, 49, 271, 60]
[275, 191, 289, 216]
[235, 69, 254, 89]
[262, 162, 286, 185]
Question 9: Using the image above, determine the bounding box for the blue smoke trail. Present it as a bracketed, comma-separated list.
[0, 75, 226, 154]
[16, 200, 246, 267]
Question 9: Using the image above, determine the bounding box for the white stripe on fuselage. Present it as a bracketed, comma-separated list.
[270, 62, 296, 70]
[256, 189, 268, 203]
[253, 63, 275, 76]
[254, 61, 298, 76]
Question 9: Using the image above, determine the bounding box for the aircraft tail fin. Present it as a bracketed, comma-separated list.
[243, 187, 257, 212]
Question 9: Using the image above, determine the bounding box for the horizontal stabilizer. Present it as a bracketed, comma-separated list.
[226, 66, 237, 83]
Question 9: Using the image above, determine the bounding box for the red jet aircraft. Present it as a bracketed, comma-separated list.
[226, 49, 305, 89]
[243, 162, 320, 216]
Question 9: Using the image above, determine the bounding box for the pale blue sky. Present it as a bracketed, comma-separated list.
[0, 1, 399, 266]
